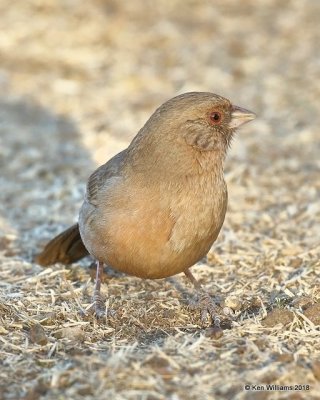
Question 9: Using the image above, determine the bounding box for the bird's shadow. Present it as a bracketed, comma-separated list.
[0, 95, 95, 260]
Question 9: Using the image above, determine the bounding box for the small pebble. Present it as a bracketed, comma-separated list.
[204, 326, 224, 339]
[29, 323, 48, 346]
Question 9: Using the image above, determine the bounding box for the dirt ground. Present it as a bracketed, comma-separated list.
[0, 1, 319, 399]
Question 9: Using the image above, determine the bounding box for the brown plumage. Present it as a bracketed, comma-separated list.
[36, 92, 255, 329]
[36, 224, 88, 266]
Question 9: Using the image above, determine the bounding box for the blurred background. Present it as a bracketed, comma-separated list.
[1, 0, 319, 241]
[0, 0, 319, 272]
[0, 0, 319, 262]
[0, 1, 320, 398]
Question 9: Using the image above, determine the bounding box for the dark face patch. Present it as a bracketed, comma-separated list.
[182, 100, 233, 152]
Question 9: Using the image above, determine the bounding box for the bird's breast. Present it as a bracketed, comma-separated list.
[167, 172, 227, 255]
[79, 172, 227, 278]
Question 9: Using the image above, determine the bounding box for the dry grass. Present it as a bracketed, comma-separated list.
[0, 1, 319, 399]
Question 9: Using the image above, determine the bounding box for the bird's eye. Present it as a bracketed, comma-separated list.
[209, 111, 222, 124]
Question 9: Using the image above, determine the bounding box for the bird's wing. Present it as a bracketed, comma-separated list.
[86, 149, 127, 206]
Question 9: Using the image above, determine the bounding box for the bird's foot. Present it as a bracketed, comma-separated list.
[79, 290, 107, 319]
[91, 288, 106, 318]
[80, 292, 115, 320]
[198, 292, 233, 337]
[86, 259, 111, 319]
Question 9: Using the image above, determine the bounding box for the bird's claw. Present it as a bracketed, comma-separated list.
[89, 289, 107, 319]
[199, 292, 233, 334]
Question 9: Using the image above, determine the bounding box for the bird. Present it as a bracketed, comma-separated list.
[36, 92, 255, 333]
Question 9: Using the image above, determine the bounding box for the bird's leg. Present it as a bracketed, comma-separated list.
[184, 269, 226, 332]
[92, 260, 106, 318]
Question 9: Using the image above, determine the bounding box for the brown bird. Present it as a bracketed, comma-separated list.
[36, 92, 255, 331]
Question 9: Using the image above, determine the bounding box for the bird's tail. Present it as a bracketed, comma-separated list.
[35, 223, 89, 266]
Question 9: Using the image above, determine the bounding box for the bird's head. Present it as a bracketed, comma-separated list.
[153, 92, 256, 152]
[128, 92, 256, 175]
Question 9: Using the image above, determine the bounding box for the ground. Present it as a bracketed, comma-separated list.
[0, 1, 319, 399]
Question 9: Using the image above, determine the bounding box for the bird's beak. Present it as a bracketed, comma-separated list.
[229, 105, 256, 129]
